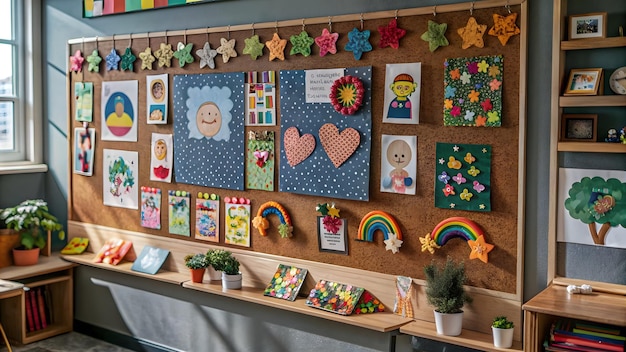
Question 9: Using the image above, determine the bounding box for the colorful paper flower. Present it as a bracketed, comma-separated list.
[450, 106, 461, 117]
[473, 180, 485, 193]
[322, 215, 342, 234]
[488, 65, 501, 78]
[154, 43, 174, 68]
[419, 233, 440, 254]
[86, 49, 102, 72]
[438, 171, 450, 184]
[468, 89, 480, 102]
[443, 184, 455, 196]
[467, 61, 479, 74]
[105, 48, 121, 71]
[216, 38, 237, 63]
[464, 153, 476, 164]
[489, 78, 502, 91]
[464, 110, 475, 121]
[120, 47, 136, 71]
[460, 71, 472, 84]
[173, 42, 194, 67]
[449, 68, 460, 80]
[344, 28, 372, 60]
[460, 188, 473, 201]
[138, 47, 155, 70]
[266, 33, 287, 61]
[444, 86, 457, 98]
[444, 99, 453, 110]
[329, 75, 365, 115]
[69, 50, 84, 73]
[314, 28, 339, 57]
[243, 34, 265, 60]
[290, 31, 314, 57]
[420, 20, 449, 52]
[487, 111, 500, 124]
[378, 18, 406, 49]
[477, 60, 489, 73]
[481, 98, 493, 112]
[476, 115, 487, 126]
[196, 41, 218, 69]
[452, 173, 466, 184]
[468, 166, 481, 176]
[447, 157, 462, 169]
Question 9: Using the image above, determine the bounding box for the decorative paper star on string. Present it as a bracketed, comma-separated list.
[138, 47, 155, 70]
[458, 17, 487, 49]
[120, 47, 136, 71]
[69, 50, 84, 73]
[173, 42, 194, 68]
[105, 48, 121, 71]
[420, 20, 449, 52]
[344, 28, 372, 60]
[265, 33, 287, 61]
[196, 41, 218, 69]
[314, 28, 339, 56]
[467, 235, 494, 263]
[290, 31, 315, 57]
[378, 18, 406, 49]
[243, 34, 265, 60]
[216, 37, 237, 63]
[154, 43, 174, 68]
[316, 203, 329, 216]
[384, 233, 403, 254]
[488, 12, 521, 46]
[86, 49, 102, 72]
[327, 203, 340, 218]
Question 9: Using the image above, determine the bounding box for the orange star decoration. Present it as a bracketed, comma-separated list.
[457, 17, 487, 49]
[488, 12, 521, 46]
[467, 235, 494, 263]
[265, 32, 287, 61]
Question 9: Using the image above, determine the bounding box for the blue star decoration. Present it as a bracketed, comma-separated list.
[173, 42, 194, 68]
[120, 47, 136, 71]
[105, 48, 121, 71]
[344, 28, 372, 60]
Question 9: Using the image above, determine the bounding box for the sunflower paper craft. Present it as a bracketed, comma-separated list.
[329, 75, 365, 115]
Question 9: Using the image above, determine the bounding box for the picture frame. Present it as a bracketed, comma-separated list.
[563, 68, 603, 96]
[560, 114, 598, 142]
[568, 12, 607, 40]
[317, 216, 348, 254]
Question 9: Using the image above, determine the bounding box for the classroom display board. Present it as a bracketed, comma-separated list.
[67, 2, 525, 294]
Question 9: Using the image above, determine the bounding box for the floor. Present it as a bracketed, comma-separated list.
[2, 332, 134, 352]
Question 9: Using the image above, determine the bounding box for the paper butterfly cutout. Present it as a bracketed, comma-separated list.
[460, 189, 473, 201]
[447, 157, 462, 169]
[452, 173, 466, 184]
[468, 166, 481, 176]
[473, 180, 485, 193]
[438, 171, 450, 184]
[464, 153, 475, 164]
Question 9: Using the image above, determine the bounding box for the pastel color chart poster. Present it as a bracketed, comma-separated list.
[245, 71, 276, 126]
[173, 72, 245, 190]
[279, 67, 372, 201]
[224, 201, 251, 247]
[101, 80, 138, 142]
[168, 190, 190, 236]
[102, 149, 138, 209]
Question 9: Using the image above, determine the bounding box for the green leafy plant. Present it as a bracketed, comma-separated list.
[492, 316, 514, 329]
[205, 248, 230, 270]
[211, 250, 240, 275]
[424, 257, 472, 314]
[0, 199, 65, 250]
[184, 253, 209, 269]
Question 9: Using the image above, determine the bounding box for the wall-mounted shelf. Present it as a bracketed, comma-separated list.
[559, 95, 626, 107]
[560, 36, 626, 50]
[557, 142, 626, 153]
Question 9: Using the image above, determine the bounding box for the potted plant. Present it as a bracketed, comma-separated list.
[424, 257, 472, 336]
[212, 250, 241, 289]
[205, 248, 229, 281]
[492, 315, 514, 348]
[0, 199, 65, 266]
[184, 253, 209, 283]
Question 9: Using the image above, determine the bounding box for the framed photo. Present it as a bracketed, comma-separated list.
[560, 114, 598, 142]
[317, 216, 348, 254]
[564, 68, 603, 96]
[568, 12, 607, 40]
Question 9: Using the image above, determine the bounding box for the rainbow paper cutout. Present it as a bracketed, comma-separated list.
[253, 201, 293, 238]
[358, 211, 403, 242]
[423, 217, 494, 263]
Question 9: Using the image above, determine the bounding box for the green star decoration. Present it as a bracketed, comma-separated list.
[421, 20, 449, 52]
[173, 42, 194, 68]
[243, 35, 265, 60]
[316, 203, 329, 215]
[120, 47, 136, 71]
[289, 30, 315, 57]
[86, 49, 102, 73]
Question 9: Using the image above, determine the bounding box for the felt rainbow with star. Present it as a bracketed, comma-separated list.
[253, 201, 293, 238]
[357, 211, 403, 242]
[421, 217, 494, 263]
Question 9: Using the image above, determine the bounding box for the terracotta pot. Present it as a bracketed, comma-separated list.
[189, 268, 206, 283]
[0, 229, 21, 268]
[12, 247, 40, 266]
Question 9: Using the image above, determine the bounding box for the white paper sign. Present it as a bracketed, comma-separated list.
[305, 68, 344, 103]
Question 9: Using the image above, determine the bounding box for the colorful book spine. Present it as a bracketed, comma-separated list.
[552, 333, 624, 352]
[25, 289, 34, 332]
[37, 287, 48, 329]
[29, 289, 41, 331]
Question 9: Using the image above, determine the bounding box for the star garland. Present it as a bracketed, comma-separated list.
[488, 12, 521, 46]
[420, 20, 449, 52]
[314, 28, 339, 57]
[265, 32, 287, 61]
[290, 30, 315, 57]
[458, 17, 487, 49]
[344, 28, 372, 60]
[105, 48, 121, 71]
[120, 47, 136, 71]
[173, 42, 194, 68]
[216, 37, 237, 63]
[86, 49, 102, 73]
[196, 41, 218, 69]
[243, 34, 265, 60]
[138, 47, 155, 70]
[69, 50, 84, 73]
[378, 18, 406, 49]
[154, 43, 174, 68]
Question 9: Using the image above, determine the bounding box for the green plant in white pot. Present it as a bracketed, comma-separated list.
[492, 316, 514, 348]
[205, 248, 229, 281]
[212, 250, 241, 289]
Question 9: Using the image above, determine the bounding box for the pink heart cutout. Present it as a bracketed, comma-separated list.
[283, 127, 316, 167]
[318, 123, 360, 168]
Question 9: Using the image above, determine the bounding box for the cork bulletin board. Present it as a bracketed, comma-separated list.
[68, 0, 526, 294]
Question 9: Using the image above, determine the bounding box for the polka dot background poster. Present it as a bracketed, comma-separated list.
[279, 67, 372, 201]
[173, 73, 245, 190]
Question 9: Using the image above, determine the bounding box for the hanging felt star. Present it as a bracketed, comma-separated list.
[316, 203, 329, 216]
[467, 234, 494, 263]
[314, 28, 339, 56]
[344, 28, 372, 60]
[173, 42, 194, 68]
[265, 33, 287, 61]
[378, 18, 406, 49]
[327, 203, 340, 218]
[243, 34, 265, 60]
[105, 48, 121, 71]
[138, 47, 155, 70]
[86, 49, 102, 73]
[120, 47, 136, 71]
[488, 12, 521, 46]
[69, 50, 84, 73]
[420, 20, 449, 52]
[196, 41, 217, 69]
[154, 43, 174, 68]
[216, 37, 237, 63]
[289, 30, 315, 57]
[384, 233, 403, 254]
[458, 17, 487, 49]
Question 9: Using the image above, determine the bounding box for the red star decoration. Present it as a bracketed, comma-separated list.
[378, 18, 406, 49]
[314, 28, 339, 56]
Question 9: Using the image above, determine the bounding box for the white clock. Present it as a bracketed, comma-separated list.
[609, 66, 626, 95]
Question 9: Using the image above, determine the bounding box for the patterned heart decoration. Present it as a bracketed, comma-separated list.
[318, 123, 360, 168]
[283, 127, 316, 167]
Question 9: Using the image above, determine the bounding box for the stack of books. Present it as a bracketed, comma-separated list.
[24, 286, 53, 333]
[545, 318, 625, 352]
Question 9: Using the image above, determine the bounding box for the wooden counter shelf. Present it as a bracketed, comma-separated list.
[0, 255, 75, 281]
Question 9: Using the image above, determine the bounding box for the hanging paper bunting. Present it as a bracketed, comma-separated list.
[378, 18, 406, 49]
[86, 49, 102, 73]
[314, 28, 339, 57]
[243, 34, 265, 60]
[488, 12, 521, 46]
[420, 20, 449, 52]
[105, 48, 121, 71]
[120, 47, 136, 71]
[290, 31, 315, 57]
[173, 42, 194, 68]
[139, 47, 155, 70]
[154, 43, 174, 68]
[196, 41, 218, 69]
[458, 17, 487, 49]
[266, 33, 287, 61]
[345, 28, 372, 60]
[216, 37, 237, 63]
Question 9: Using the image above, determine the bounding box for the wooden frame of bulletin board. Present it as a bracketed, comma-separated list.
[67, 0, 527, 336]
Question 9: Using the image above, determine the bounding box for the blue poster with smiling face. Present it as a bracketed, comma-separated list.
[173, 73, 245, 190]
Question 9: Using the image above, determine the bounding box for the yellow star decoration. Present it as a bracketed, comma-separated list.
[467, 235, 494, 263]
[138, 47, 155, 70]
[488, 12, 521, 46]
[327, 203, 340, 218]
[384, 233, 403, 254]
[419, 233, 440, 254]
[154, 43, 174, 68]
[265, 32, 287, 61]
[457, 17, 487, 49]
[216, 37, 238, 63]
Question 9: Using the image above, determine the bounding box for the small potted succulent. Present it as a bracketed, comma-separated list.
[492, 315, 514, 348]
[205, 248, 230, 281]
[211, 250, 241, 289]
[184, 253, 209, 283]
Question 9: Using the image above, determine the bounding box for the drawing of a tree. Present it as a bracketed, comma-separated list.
[564, 177, 626, 245]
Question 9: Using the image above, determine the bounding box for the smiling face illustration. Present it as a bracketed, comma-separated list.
[154, 139, 167, 160]
[386, 139, 412, 170]
[195, 102, 222, 137]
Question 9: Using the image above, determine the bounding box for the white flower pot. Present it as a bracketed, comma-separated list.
[433, 310, 463, 336]
[221, 272, 242, 290]
[492, 327, 514, 348]
[207, 266, 222, 281]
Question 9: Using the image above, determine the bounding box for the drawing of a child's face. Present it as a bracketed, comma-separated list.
[152, 81, 164, 101]
[196, 102, 222, 137]
[391, 80, 417, 99]
[115, 100, 125, 117]
[386, 139, 412, 169]
[154, 139, 167, 160]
